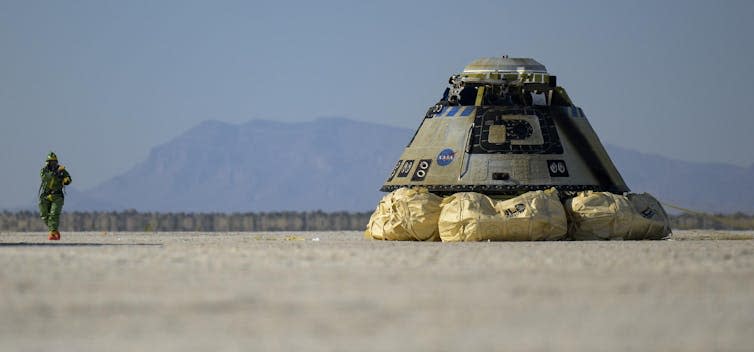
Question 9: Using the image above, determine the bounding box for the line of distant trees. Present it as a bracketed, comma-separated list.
[670, 212, 754, 231]
[1, 210, 753, 232]
[0, 210, 372, 232]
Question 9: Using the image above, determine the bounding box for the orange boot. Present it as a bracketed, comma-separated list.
[48, 231, 56, 240]
[50, 230, 61, 241]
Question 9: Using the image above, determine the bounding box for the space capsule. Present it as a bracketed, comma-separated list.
[381, 57, 629, 197]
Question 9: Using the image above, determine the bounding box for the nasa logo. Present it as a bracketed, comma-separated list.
[436, 148, 456, 166]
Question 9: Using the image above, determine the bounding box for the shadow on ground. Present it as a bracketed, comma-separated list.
[0, 243, 163, 247]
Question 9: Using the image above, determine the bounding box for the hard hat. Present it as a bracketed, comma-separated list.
[46, 152, 58, 162]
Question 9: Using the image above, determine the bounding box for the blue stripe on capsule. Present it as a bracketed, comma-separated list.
[460, 106, 475, 116]
[446, 106, 460, 117]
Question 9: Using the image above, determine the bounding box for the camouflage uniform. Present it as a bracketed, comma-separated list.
[39, 152, 71, 240]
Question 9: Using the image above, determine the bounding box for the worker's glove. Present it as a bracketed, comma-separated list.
[46, 194, 54, 201]
[56, 165, 68, 180]
[63, 177, 71, 185]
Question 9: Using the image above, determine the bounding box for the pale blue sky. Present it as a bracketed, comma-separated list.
[1, 0, 753, 209]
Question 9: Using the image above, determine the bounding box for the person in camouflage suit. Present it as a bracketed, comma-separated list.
[39, 152, 72, 240]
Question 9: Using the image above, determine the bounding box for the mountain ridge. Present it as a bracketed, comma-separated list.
[608, 144, 754, 214]
[69, 117, 413, 212]
[51, 117, 754, 214]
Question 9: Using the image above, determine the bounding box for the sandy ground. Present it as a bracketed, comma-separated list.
[1, 230, 753, 352]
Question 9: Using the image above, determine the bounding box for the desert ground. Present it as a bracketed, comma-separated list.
[1, 230, 753, 352]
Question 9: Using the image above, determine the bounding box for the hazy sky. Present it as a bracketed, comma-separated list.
[2, 0, 753, 208]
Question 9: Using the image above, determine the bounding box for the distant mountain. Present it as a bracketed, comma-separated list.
[67, 118, 413, 212]
[65, 117, 754, 214]
[607, 145, 754, 214]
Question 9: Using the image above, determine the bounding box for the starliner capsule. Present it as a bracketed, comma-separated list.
[367, 57, 670, 242]
[381, 57, 629, 196]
